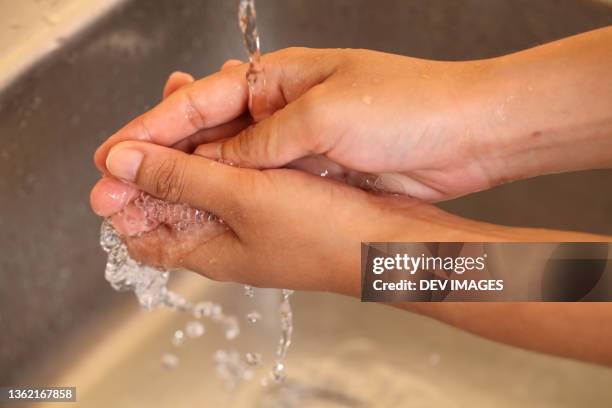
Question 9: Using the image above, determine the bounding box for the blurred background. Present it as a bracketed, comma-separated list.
[1, 0, 612, 406]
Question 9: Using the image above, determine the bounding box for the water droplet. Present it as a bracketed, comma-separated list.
[428, 353, 441, 366]
[161, 353, 179, 369]
[172, 329, 185, 347]
[185, 320, 205, 338]
[245, 352, 262, 366]
[224, 317, 240, 340]
[210, 304, 223, 321]
[271, 362, 286, 383]
[193, 301, 214, 318]
[243, 285, 255, 298]
[246, 311, 261, 323]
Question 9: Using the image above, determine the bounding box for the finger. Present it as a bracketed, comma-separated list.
[90, 176, 139, 217]
[104, 140, 251, 220]
[221, 59, 243, 71]
[94, 65, 250, 172]
[194, 91, 333, 168]
[94, 47, 337, 173]
[163, 71, 194, 99]
[172, 114, 251, 153]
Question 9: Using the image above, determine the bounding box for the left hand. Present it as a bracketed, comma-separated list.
[92, 137, 464, 295]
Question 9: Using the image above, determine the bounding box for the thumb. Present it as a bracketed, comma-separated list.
[194, 94, 333, 169]
[105, 140, 245, 219]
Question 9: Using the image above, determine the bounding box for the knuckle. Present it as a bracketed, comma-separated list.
[132, 116, 153, 142]
[182, 88, 206, 130]
[295, 95, 327, 153]
[236, 128, 254, 158]
[265, 119, 284, 160]
[231, 127, 261, 166]
[151, 156, 188, 202]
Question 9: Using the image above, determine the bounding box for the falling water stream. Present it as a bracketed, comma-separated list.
[238, 0, 269, 122]
[238, 0, 295, 385]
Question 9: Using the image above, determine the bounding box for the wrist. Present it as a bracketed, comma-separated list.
[464, 29, 612, 186]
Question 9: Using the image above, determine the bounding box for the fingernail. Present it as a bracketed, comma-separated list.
[106, 148, 143, 182]
[90, 176, 139, 216]
[195, 142, 221, 159]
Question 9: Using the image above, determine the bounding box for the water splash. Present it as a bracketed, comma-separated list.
[100, 194, 246, 386]
[100, 218, 184, 310]
[99, 0, 297, 390]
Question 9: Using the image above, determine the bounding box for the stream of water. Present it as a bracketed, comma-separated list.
[238, 0, 295, 386]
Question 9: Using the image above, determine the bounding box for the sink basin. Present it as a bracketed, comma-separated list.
[1, 0, 611, 406]
[28, 274, 612, 407]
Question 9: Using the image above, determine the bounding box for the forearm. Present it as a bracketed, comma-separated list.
[395, 29, 612, 364]
[397, 210, 612, 365]
[337, 202, 611, 296]
[472, 26, 612, 184]
[341, 204, 612, 365]
[400, 302, 612, 366]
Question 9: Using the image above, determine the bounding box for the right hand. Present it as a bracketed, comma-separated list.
[194, 47, 505, 201]
[95, 47, 511, 203]
[95, 29, 612, 205]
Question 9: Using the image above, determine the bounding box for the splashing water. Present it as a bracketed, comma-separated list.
[100, 192, 220, 313]
[101, 217, 184, 311]
[100, 193, 252, 387]
[99, 0, 296, 390]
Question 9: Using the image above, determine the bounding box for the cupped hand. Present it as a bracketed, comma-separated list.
[92, 137, 496, 294]
[93, 48, 513, 203]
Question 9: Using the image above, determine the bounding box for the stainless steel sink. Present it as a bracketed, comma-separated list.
[1, 0, 611, 406]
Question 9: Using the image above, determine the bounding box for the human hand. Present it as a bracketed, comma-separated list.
[94, 28, 612, 204]
[92, 134, 525, 294]
[95, 48, 496, 202]
[192, 35, 612, 200]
